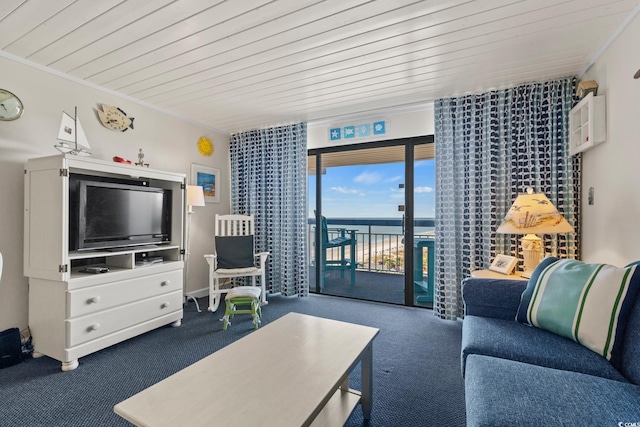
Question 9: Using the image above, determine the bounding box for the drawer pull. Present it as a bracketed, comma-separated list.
[161, 302, 170, 309]
[161, 280, 170, 287]
[87, 323, 100, 332]
[87, 296, 101, 304]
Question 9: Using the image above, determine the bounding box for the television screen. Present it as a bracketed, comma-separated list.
[71, 179, 171, 251]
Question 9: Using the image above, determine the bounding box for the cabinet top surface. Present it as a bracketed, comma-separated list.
[26, 154, 186, 181]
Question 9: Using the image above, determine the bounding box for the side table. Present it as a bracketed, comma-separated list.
[470, 269, 528, 281]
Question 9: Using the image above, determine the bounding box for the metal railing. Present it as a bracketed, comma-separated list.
[308, 218, 435, 275]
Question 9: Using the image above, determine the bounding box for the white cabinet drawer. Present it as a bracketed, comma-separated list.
[67, 270, 182, 318]
[66, 291, 182, 348]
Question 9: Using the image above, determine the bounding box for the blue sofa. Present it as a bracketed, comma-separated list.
[461, 277, 640, 426]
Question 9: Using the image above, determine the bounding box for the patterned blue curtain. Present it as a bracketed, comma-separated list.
[230, 123, 309, 297]
[434, 77, 581, 319]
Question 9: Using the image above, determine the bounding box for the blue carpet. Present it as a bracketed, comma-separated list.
[0, 294, 465, 426]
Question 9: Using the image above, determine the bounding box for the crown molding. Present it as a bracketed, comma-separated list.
[0, 50, 230, 135]
[579, 3, 640, 77]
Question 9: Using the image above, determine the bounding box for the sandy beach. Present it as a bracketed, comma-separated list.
[324, 233, 434, 271]
[310, 229, 434, 272]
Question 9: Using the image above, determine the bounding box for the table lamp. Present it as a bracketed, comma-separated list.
[187, 184, 206, 214]
[496, 188, 574, 278]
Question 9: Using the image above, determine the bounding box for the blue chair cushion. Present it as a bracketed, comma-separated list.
[461, 315, 627, 382]
[216, 235, 254, 269]
[465, 354, 640, 427]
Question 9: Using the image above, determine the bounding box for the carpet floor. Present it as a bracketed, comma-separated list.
[0, 294, 465, 426]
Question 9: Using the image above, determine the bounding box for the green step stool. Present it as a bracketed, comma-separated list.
[222, 286, 262, 330]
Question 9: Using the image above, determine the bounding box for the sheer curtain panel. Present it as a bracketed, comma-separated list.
[434, 77, 581, 319]
[230, 123, 309, 298]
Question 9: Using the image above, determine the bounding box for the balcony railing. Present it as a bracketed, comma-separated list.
[308, 217, 435, 275]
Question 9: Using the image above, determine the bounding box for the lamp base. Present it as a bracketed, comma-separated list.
[520, 234, 542, 279]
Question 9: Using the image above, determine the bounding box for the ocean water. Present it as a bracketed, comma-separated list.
[314, 218, 435, 245]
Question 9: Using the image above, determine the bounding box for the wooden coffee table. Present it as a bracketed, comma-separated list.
[114, 312, 379, 426]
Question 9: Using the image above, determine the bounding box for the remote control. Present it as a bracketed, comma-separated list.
[84, 267, 109, 274]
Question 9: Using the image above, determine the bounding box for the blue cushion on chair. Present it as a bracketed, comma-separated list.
[216, 235, 254, 269]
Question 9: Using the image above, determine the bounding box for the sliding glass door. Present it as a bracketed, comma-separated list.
[308, 136, 434, 307]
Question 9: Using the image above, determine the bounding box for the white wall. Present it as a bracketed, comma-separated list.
[308, 106, 434, 148]
[579, 12, 640, 266]
[0, 57, 230, 332]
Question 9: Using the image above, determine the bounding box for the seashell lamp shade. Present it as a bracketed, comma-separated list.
[497, 188, 574, 277]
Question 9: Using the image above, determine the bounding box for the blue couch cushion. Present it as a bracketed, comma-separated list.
[465, 354, 640, 427]
[621, 290, 640, 385]
[516, 257, 640, 364]
[461, 315, 627, 382]
[462, 278, 528, 321]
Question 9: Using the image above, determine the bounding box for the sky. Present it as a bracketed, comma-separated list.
[308, 159, 436, 219]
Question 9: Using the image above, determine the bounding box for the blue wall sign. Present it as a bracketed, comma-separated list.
[328, 120, 386, 142]
[357, 123, 370, 137]
[373, 121, 386, 135]
[343, 126, 355, 139]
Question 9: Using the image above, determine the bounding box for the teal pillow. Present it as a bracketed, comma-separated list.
[516, 257, 640, 361]
[516, 256, 559, 324]
[215, 235, 254, 269]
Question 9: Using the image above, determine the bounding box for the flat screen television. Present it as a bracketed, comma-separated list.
[69, 178, 172, 251]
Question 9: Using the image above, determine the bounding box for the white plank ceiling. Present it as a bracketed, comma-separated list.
[1, 0, 638, 134]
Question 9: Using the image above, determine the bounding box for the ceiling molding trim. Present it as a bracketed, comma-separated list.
[579, 3, 640, 77]
[0, 50, 230, 136]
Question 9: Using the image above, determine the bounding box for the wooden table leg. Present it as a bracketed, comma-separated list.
[361, 342, 373, 420]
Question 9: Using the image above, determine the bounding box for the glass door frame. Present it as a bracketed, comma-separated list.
[308, 135, 434, 307]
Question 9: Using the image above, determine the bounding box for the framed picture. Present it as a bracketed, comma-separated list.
[191, 164, 220, 203]
[489, 254, 518, 275]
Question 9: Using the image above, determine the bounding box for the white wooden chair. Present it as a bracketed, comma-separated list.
[204, 214, 269, 313]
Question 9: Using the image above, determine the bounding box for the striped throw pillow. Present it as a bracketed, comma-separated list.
[516, 258, 640, 361]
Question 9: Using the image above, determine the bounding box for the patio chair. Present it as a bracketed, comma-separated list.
[413, 237, 435, 303]
[318, 214, 357, 287]
[204, 215, 269, 318]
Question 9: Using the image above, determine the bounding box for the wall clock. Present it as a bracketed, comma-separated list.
[0, 89, 24, 121]
[98, 105, 134, 132]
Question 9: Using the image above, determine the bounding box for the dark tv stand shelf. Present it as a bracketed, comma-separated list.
[24, 154, 186, 372]
[70, 245, 180, 260]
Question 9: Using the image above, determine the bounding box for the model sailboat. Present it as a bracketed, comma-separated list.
[54, 107, 91, 156]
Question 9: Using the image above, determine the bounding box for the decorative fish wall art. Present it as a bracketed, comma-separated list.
[98, 105, 134, 132]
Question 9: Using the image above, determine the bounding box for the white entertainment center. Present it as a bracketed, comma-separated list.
[24, 155, 186, 371]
